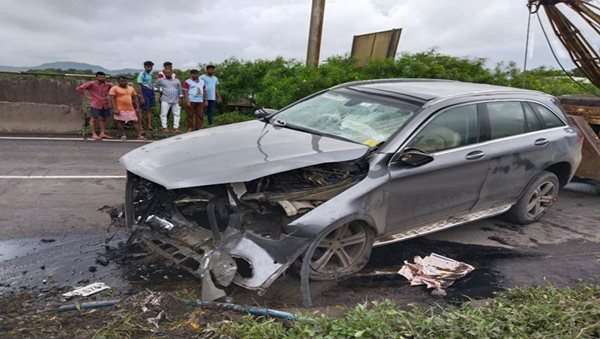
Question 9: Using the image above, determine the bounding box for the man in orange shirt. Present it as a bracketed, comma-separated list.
[108, 76, 145, 140]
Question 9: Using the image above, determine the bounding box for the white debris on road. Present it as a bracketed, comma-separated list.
[398, 253, 475, 290]
[62, 282, 110, 298]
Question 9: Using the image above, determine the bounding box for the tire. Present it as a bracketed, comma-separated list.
[504, 171, 559, 225]
[307, 221, 375, 281]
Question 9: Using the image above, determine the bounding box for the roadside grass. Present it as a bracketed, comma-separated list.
[214, 283, 600, 338]
[2, 283, 598, 338]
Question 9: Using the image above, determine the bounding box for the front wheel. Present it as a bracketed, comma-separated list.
[505, 171, 559, 225]
[308, 221, 375, 281]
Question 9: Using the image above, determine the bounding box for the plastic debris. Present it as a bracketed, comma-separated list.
[58, 299, 119, 312]
[62, 282, 110, 298]
[147, 311, 164, 330]
[398, 253, 475, 290]
[184, 300, 297, 321]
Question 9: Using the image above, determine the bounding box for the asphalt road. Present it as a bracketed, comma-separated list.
[0, 137, 598, 303]
[0, 138, 143, 239]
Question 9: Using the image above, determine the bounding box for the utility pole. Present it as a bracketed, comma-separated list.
[306, 0, 325, 67]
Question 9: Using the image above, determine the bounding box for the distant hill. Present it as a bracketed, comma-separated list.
[0, 61, 140, 75]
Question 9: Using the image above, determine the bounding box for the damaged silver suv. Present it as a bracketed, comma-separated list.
[120, 79, 582, 303]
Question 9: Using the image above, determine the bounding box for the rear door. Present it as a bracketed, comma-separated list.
[474, 100, 566, 208]
[385, 103, 489, 232]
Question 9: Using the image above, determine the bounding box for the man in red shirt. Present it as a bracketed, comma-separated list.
[75, 72, 114, 140]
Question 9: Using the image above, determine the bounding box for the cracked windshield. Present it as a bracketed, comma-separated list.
[274, 89, 420, 146]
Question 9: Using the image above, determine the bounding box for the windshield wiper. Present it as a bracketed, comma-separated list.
[271, 119, 361, 145]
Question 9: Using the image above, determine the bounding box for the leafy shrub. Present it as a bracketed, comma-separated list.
[213, 111, 255, 126]
[214, 283, 600, 338]
[204, 49, 598, 111]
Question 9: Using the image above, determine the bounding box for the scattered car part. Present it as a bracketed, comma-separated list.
[62, 282, 110, 298]
[398, 253, 475, 290]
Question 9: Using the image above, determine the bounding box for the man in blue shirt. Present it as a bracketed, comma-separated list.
[200, 65, 221, 125]
[136, 60, 155, 130]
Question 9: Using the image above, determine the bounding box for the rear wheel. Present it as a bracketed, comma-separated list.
[308, 221, 375, 281]
[505, 171, 559, 224]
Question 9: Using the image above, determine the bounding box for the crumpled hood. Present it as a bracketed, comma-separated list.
[120, 120, 369, 189]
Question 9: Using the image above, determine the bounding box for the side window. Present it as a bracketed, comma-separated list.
[408, 104, 478, 153]
[523, 103, 542, 132]
[486, 102, 526, 139]
[530, 103, 565, 129]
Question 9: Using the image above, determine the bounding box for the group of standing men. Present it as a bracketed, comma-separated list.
[75, 61, 221, 140]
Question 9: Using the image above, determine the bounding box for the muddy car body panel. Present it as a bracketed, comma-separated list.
[120, 79, 582, 304]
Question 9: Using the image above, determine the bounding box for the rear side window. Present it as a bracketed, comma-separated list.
[523, 103, 542, 132]
[530, 103, 565, 129]
[486, 102, 526, 139]
[408, 104, 478, 153]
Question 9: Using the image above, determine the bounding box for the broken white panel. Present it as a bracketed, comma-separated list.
[398, 253, 474, 289]
[62, 282, 110, 298]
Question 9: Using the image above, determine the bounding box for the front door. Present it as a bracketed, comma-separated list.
[385, 103, 488, 233]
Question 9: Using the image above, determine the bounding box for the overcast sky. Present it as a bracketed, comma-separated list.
[0, 0, 597, 70]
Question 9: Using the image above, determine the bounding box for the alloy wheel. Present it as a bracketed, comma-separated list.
[310, 222, 370, 276]
[525, 180, 557, 219]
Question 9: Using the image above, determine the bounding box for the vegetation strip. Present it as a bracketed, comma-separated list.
[215, 283, 600, 338]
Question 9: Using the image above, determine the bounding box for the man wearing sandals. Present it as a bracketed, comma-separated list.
[156, 69, 184, 133]
[108, 76, 145, 141]
[75, 71, 114, 140]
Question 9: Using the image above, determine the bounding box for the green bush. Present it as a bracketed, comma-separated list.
[213, 111, 255, 126]
[203, 49, 598, 111]
[214, 283, 600, 338]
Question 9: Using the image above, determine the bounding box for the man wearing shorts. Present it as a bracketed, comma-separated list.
[182, 69, 207, 131]
[75, 71, 113, 140]
[155, 69, 184, 133]
[200, 65, 221, 126]
[108, 76, 145, 140]
[136, 61, 156, 131]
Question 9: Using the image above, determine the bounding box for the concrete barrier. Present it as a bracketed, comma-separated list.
[0, 75, 86, 134]
[0, 101, 84, 134]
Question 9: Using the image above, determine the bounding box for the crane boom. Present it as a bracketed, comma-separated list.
[528, 0, 600, 88]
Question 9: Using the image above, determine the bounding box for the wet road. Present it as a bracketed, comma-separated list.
[0, 138, 599, 307]
[0, 138, 144, 239]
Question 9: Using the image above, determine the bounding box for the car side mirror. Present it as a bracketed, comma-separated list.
[392, 149, 434, 167]
[254, 108, 277, 121]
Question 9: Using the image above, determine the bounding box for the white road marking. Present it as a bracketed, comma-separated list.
[0, 136, 150, 143]
[0, 175, 126, 179]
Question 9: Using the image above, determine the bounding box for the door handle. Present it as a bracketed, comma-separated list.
[534, 138, 549, 146]
[465, 150, 485, 160]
